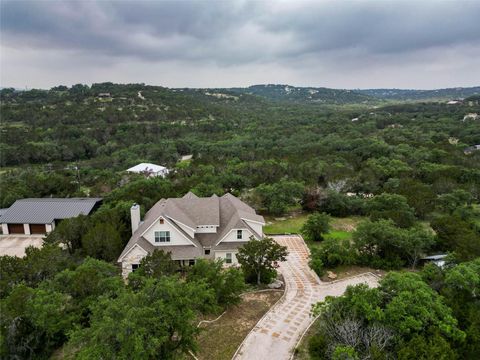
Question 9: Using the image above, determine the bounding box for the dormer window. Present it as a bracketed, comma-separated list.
[155, 231, 170, 243]
[237, 230, 243, 240]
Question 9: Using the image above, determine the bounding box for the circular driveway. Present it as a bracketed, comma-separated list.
[233, 235, 379, 360]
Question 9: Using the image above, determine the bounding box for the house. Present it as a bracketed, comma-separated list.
[464, 144, 480, 155]
[126, 163, 170, 178]
[118, 192, 265, 278]
[180, 154, 193, 161]
[420, 254, 447, 269]
[463, 113, 479, 121]
[0, 198, 102, 235]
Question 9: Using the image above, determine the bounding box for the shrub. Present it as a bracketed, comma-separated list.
[308, 332, 329, 360]
[186, 259, 245, 307]
[315, 238, 356, 268]
[302, 212, 331, 242]
[309, 256, 325, 277]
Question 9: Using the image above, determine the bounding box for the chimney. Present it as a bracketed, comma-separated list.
[130, 204, 141, 235]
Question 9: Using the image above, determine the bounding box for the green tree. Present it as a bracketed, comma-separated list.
[367, 193, 416, 228]
[381, 272, 464, 341]
[431, 215, 480, 261]
[236, 237, 288, 285]
[401, 225, 436, 269]
[44, 214, 89, 254]
[311, 237, 355, 268]
[310, 272, 465, 360]
[0, 284, 77, 359]
[353, 219, 405, 269]
[186, 259, 245, 307]
[301, 212, 331, 242]
[392, 178, 436, 218]
[81, 223, 123, 262]
[68, 277, 216, 359]
[47, 258, 123, 324]
[255, 179, 304, 215]
[135, 250, 179, 278]
[397, 332, 459, 360]
[353, 220, 435, 269]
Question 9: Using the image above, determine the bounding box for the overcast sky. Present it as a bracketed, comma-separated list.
[1, 0, 479, 90]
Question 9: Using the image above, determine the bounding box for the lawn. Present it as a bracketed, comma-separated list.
[193, 290, 284, 360]
[264, 213, 309, 234]
[264, 211, 364, 237]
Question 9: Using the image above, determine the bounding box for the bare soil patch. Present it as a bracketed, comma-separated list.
[194, 290, 284, 360]
[320, 265, 386, 282]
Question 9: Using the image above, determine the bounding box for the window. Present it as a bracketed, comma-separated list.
[225, 253, 232, 264]
[132, 264, 139, 272]
[155, 231, 170, 243]
[188, 259, 195, 266]
[237, 230, 243, 240]
[159, 218, 164, 224]
[204, 249, 211, 255]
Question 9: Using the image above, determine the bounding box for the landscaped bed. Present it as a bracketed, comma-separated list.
[193, 290, 284, 360]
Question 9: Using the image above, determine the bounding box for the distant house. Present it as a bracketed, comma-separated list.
[464, 145, 480, 155]
[126, 163, 169, 178]
[0, 198, 102, 235]
[180, 154, 193, 161]
[420, 254, 447, 269]
[97, 92, 111, 98]
[118, 192, 265, 278]
[463, 113, 479, 121]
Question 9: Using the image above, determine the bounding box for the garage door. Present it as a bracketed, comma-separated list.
[8, 224, 24, 234]
[30, 224, 47, 234]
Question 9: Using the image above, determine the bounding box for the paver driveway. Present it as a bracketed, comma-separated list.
[233, 235, 379, 360]
[0, 235, 44, 257]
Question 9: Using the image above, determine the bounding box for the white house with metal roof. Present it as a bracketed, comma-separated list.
[0, 198, 102, 235]
[126, 163, 169, 178]
[118, 192, 265, 278]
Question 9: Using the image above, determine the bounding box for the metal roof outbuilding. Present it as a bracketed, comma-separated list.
[0, 198, 102, 224]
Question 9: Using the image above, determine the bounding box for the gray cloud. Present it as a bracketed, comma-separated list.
[1, 0, 479, 88]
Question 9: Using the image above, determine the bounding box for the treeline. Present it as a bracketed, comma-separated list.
[1, 84, 479, 213]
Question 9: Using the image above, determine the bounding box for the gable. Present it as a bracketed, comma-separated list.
[216, 227, 258, 245]
[118, 243, 149, 262]
[142, 216, 197, 247]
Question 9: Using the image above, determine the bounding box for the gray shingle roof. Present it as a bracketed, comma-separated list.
[118, 192, 264, 262]
[0, 198, 102, 224]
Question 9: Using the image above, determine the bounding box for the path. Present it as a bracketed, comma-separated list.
[233, 235, 379, 360]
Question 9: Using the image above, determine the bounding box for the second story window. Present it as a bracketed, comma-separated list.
[155, 231, 170, 243]
[237, 229, 243, 240]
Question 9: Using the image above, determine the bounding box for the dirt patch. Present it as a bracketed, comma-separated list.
[330, 216, 364, 232]
[194, 290, 284, 360]
[320, 265, 386, 282]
